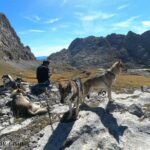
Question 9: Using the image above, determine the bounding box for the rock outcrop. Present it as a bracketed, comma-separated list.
[48, 31, 150, 69]
[30, 88, 150, 150]
[0, 13, 35, 60]
[0, 82, 150, 149]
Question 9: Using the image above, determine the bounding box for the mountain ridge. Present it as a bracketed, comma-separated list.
[48, 30, 150, 69]
[0, 13, 35, 61]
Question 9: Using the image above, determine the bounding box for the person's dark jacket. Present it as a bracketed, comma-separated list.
[36, 65, 50, 83]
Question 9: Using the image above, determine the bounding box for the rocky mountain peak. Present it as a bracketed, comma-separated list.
[49, 30, 150, 69]
[141, 30, 150, 37]
[0, 13, 35, 60]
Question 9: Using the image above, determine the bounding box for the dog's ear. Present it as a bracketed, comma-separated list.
[17, 88, 22, 93]
[16, 88, 26, 95]
[118, 60, 124, 68]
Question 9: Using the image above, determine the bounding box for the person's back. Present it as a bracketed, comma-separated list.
[36, 61, 50, 84]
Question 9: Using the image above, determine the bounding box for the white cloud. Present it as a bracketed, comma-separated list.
[61, 0, 69, 6]
[45, 18, 60, 24]
[62, 0, 68, 4]
[24, 15, 60, 24]
[117, 4, 129, 10]
[18, 29, 45, 35]
[114, 16, 140, 28]
[18, 31, 28, 35]
[74, 4, 86, 8]
[74, 12, 84, 16]
[29, 29, 45, 33]
[51, 27, 57, 32]
[73, 25, 106, 36]
[31, 45, 69, 56]
[74, 11, 116, 36]
[131, 25, 149, 34]
[24, 15, 41, 23]
[76, 11, 116, 22]
[50, 24, 69, 32]
[59, 24, 69, 28]
[142, 21, 150, 27]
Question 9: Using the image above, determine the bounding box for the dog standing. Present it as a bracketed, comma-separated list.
[58, 78, 83, 120]
[83, 61, 124, 101]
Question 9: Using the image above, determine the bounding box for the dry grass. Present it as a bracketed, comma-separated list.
[114, 74, 150, 90]
[0, 63, 150, 91]
[48, 69, 150, 91]
[0, 62, 36, 84]
[50, 69, 150, 91]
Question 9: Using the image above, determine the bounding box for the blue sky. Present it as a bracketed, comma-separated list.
[0, 0, 150, 56]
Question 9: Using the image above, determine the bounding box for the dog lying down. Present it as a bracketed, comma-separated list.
[2, 74, 30, 93]
[10, 89, 47, 117]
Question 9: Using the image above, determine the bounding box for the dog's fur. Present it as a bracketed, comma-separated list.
[10, 89, 47, 116]
[2, 74, 17, 89]
[2, 74, 30, 92]
[83, 61, 124, 101]
[58, 78, 83, 120]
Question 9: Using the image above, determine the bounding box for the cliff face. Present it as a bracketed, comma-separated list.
[48, 31, 150, 69]
[0, 13, 35, 60]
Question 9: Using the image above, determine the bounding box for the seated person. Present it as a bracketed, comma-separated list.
[36, 60, 51, 84]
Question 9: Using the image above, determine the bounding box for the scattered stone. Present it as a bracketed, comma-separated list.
[128, 104, 144, 117]
[0, 82, 150, 150]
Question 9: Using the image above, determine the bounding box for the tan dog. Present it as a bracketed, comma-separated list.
[83, 61, 124, 101]
[58, 78, 83, 120]
[11, 89, 47, 116]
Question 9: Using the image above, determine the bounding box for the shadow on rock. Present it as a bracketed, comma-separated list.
[44, 113, 75, 150]
[31, 83, 51, 95]
[80, 103, 128, 143]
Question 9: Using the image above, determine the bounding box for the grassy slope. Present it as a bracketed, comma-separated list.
[51, 69, 150, 91]
[0, 62, 36, 84]
[0, 62, 150, 91]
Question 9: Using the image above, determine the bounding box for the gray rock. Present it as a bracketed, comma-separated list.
[48, 31, 150, 69]
[128, 104, 144, 117]
[9, 118, 14, 124]
[1, 108, 11, 115]
[2, 121, 9, 126]
[138, 125, 150, 134]
[1, 84, 150, 150]
[0, 13, 35, 60]
[106, 102, 126, 113]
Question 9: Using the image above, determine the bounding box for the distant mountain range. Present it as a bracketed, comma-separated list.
[1, 13, 150, 69]
[48, 31, 150, 69]
[0, 13, 35, 61]
[36, 56, 48, 61]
